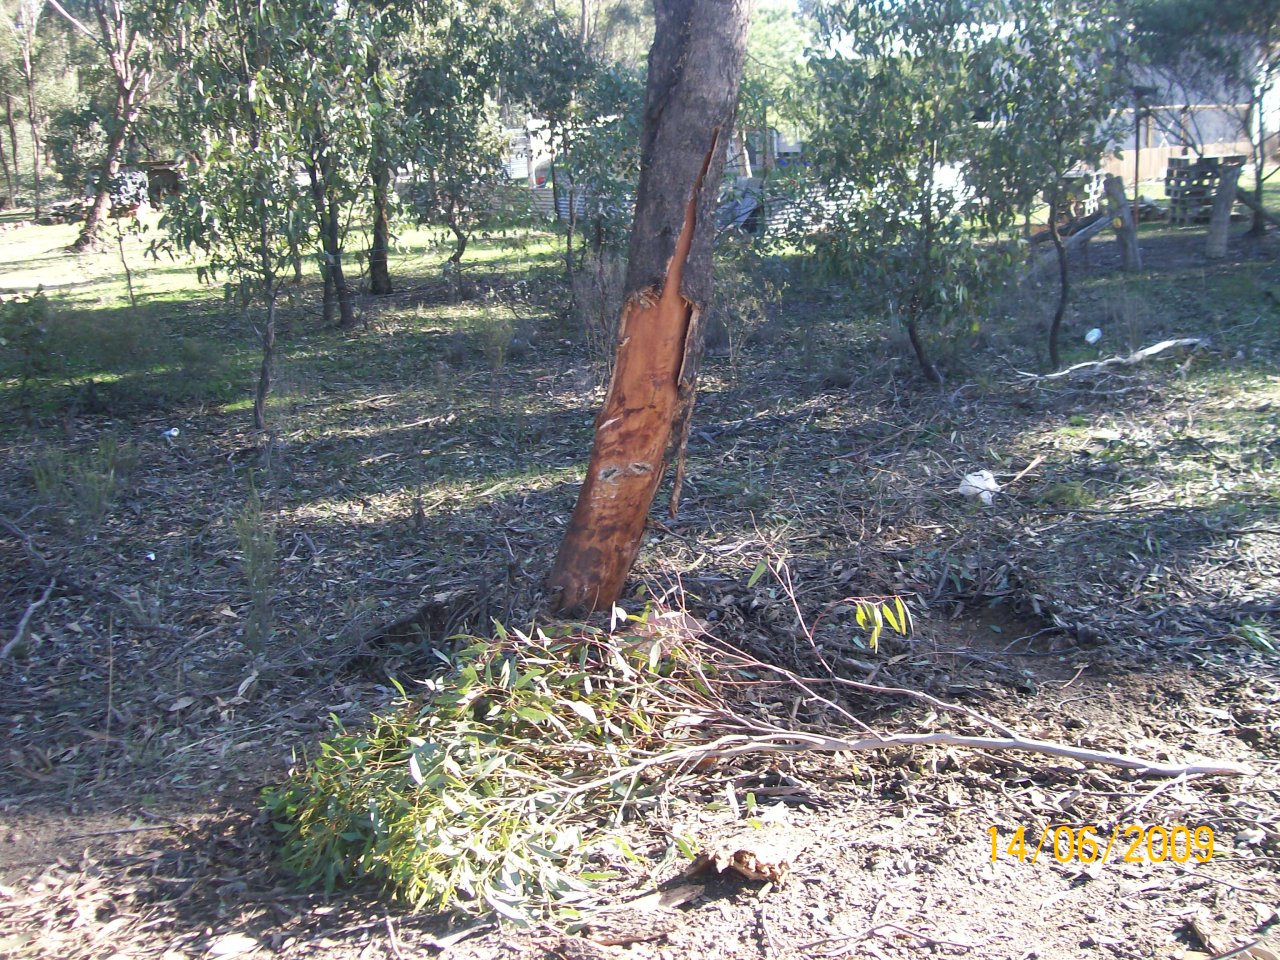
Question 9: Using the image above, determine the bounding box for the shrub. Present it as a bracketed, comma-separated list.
[31, 435, 137, 529]
[263, 616, 716, 921]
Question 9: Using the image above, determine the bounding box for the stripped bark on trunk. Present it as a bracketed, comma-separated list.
[547, 0, 752, 614]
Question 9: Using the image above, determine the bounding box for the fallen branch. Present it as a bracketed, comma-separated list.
[1025, 212, 1113, 283]
[2, 579, 56, 660]
[1016, 338, 1206, 382]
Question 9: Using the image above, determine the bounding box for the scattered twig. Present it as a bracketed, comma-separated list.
[63, 824, 173, 841]
[2, 579, 56, 660]
[801, 921, 984, 953]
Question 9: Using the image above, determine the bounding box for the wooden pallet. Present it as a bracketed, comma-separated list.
[1165, 156, 1245, 225]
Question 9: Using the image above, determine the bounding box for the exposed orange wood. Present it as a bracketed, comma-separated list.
[547, 141, 715, 614]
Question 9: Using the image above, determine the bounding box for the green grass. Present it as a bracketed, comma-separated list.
[0, 214, 565, 418]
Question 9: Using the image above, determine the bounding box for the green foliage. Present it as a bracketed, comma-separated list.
[31, 434, 136, 528]
[263, 618, 718, 921]
[804, 0, 1026, 380]
[403, 0, 514, 264]
[562, 65, 645, 251]
[0, 289, 52, 391]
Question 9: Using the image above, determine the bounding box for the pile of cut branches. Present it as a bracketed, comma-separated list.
[265, 604, 1251, 923]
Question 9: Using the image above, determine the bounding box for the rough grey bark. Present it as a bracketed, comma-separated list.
[1103, 175, 1141, 272]
[1206, 162, 1242, 260]
[548, 0, 753, 614]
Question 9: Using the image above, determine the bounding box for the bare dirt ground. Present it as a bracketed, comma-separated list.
[2, 224, 1278, 959]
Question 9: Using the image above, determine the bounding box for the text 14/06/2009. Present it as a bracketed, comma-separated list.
[989, 824, 1214, 864]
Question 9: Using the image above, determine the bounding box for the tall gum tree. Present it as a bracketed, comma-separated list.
[49, 0, 156, 252]
[547, 0, 753, 614]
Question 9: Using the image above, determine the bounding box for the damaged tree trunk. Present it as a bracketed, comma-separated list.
[547, 0, 752, 614]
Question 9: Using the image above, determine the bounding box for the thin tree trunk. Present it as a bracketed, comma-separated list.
[447, 206, 468, 264]
[0, 136, 13, 208]
[369, 157, 393, 293]
[909, 149, 941, 383]
[322, 266, 336, 324]
[547, 0, 752, 614]
[307, 158, 353, 327]
[22, 51, 42, 219]
[73, 89, 131, 251]
[1206, 162, 1242, 260]
[4, 96, 20, 204]
[563, 129, 577, 277]
[1103, 175, 1141, 271]
[1048, 189, 1069, 370]
[368, 52, 393, 295]
[254, 290, 277, 431]
[1250, 93, 1267, 237]
[326, 199, 355, 328]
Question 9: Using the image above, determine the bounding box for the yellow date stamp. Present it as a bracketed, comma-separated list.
[989, 824, 1215, 864]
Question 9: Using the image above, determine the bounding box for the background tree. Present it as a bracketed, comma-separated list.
[804, 0, 1019, 383]
[560, 62, 644, 255]
[48, 0, 159, 250]
[166, 0, 307, 429]
[404, 0, 513, 266]
[511, 13, 595, 276]
[736, 0, 811, 182]
[6, 0, 47, 216]
[547, 0, 753, 613]
[984, 0, 1128, 369]
[266, 0, 381, 328]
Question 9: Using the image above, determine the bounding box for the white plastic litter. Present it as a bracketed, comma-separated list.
[1085, 328, 1103, 345]
[957, 470, 1002, 505]
[163, 427, 180, 440]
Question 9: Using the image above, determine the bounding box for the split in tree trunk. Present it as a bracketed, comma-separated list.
[1103, 175, 1141, 272]
[1206, 162, 1242, 260]
[547, 0, 752, 614]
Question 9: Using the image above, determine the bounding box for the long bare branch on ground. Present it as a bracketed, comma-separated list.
[541, 722, 1251, 805]
[1014, 338, 1206, 382]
